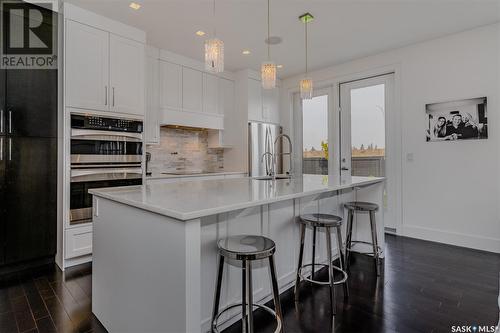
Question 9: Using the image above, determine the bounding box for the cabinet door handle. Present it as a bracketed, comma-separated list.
[105, 86, 108, 106]
[0, 109, 3, 134]
[112, 87, 115, 107]
[8, 138, 11, 161]
[0, 137, 3, 161]
[8, 110, 12, 134]
[341, 167, 349, 171]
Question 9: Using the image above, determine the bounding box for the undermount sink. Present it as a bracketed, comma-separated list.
[255, 175, 292, 180]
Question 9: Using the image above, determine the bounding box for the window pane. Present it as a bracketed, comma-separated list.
[350, 84, 385, 177]
[303, 95, 328, 175]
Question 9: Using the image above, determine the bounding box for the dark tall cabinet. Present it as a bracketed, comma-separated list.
[0, 3, 58, 271]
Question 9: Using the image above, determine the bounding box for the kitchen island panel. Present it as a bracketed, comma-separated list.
[91, 176, 384, 333]
[92, 197, 195, 333]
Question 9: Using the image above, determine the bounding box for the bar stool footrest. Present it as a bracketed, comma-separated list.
[212, 302, 282, 333]
[298, 263, 348, 286]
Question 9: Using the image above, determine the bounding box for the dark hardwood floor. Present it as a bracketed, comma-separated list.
[0, 235, 498, 333]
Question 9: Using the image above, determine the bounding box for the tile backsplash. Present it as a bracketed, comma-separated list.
[146, 127, 224, 174]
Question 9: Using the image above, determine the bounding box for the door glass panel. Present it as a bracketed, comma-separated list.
[350, 84, 385, 177]
[302, 95, 328, 175]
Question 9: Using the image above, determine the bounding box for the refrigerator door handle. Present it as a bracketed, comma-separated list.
[8, 109, 12, 134]
[8, 138, 11, 161]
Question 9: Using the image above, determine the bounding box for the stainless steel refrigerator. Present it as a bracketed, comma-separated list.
[248, 122, 282, 177]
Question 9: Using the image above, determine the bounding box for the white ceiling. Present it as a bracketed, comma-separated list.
[65, 0, 500, 78]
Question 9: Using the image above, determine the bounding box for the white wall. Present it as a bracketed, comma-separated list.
[280, 23, 500, 253]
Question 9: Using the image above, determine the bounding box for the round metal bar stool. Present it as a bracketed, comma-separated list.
[344, 201, 382, 276]
[294, 213, 349, 315]
[211, 235, 283, 333]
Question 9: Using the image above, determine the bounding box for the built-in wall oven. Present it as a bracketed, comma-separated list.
[70, 114, 143, 225]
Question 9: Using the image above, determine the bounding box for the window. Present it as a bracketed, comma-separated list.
[302, 95, 328, 175]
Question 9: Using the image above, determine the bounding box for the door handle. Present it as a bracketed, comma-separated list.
[8, 110, 12, 134]
[0, 109, 3, 134]
[8, 138, 11, 161]
[0, 137, 3, 161]
[112, 87, 115, 107]
[341, 167, 349, 171]
[105, 86, 108, 106]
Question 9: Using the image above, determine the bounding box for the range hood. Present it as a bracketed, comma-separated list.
[160, 109, 224, 130]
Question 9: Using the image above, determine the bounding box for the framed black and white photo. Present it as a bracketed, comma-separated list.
[425, 97, 487, 142]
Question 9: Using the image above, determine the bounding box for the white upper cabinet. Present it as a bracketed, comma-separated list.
[159, 61, 182, 111]
[182, 67, 203, 113]
[109, 34, 145, 115]
[219, 78, 234, 117]
[246, 74, 280, 124]
[65, 20, 109, 111]
[203, 73, 218, 114]
[65, 16, 146, 116]
[262, 85, 280, 124]
[145, 49, 160, 144]
[157, 53, 234, 130]
[247, 78, 263, 122]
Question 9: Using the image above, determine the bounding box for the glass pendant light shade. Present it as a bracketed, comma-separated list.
[300, 78, 313, 100]
[261, 61, 276, 89]
[205, 38, 224, 73]
[261, 0, 276, 89]
[299, 13, 314, 100]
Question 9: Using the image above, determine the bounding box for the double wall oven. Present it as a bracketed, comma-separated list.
[70, 114, 143, 225]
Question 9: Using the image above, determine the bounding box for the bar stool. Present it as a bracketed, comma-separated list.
[211, 235, 283, 333]
[344, 201, 382, 276]
[294, 213, 349, 315]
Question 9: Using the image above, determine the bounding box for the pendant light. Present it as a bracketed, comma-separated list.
[205, 0, 224, 73]
[261, 0, 276, 89]
[299, 13, 314, 99]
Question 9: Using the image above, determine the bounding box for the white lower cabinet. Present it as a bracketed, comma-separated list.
[65, 225, 93, 259]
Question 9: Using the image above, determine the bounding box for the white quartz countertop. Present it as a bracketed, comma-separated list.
[90, 175, 384, 221]
[145, 171, 246, 180]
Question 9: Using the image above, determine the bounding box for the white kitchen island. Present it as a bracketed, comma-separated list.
[89, 175, 385, 333]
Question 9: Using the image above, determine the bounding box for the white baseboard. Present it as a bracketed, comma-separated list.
[402, 224, 500, 253]
[64, 254, 92, 269]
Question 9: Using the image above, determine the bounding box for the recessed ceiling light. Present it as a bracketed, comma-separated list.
[129, 2, 141, 10]
[196, 30, 206, 36]
[277, 64, 283, 69]
[242, 50, 251, 55]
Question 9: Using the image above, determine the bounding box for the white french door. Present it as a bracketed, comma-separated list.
[339, 74, 400, 231]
